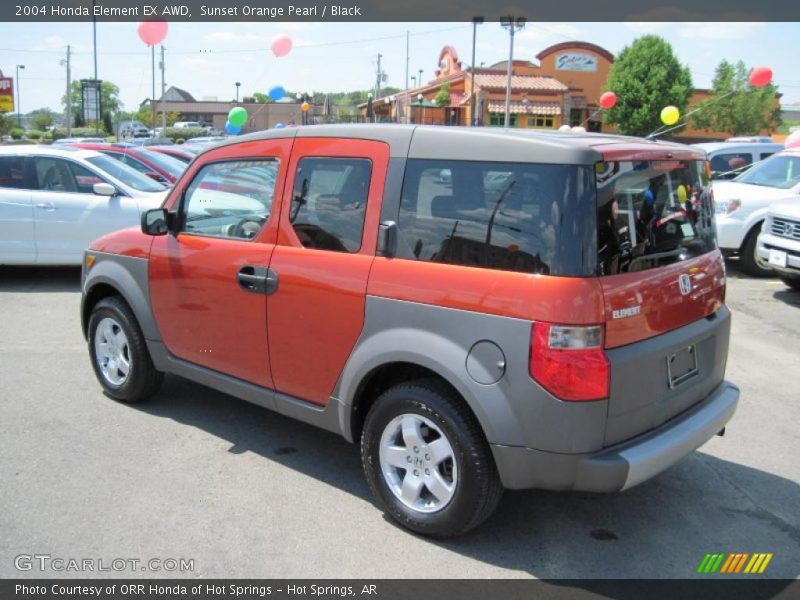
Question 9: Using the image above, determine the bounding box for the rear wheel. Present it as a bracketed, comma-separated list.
[88, 296, 163, 402]
[779, 274, 800, 291]
[739, 226, 773, 278]
[361, 379, 503, 538]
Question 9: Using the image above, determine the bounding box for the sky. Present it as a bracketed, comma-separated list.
[1, 21, 799, 115]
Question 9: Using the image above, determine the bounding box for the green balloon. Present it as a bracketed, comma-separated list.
[228, 106, 248, 127]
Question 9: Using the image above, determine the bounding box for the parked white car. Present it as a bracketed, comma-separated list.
[692, 141, 783, 180]
[0, 146, 168, 265]
[757, 200, 800, 290]
[712, 148, 800, 275]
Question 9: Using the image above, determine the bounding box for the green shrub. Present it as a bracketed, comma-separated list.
[175, 137, 185, 144]
[10, 128, 24, 140]
[164, 127, 207, 142]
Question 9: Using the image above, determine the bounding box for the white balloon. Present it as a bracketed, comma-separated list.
[572, 126, 587, 133]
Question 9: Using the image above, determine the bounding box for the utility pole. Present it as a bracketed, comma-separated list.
[151, 45, 156, 136]
[65, 46, 71, 136]
[405, 32, 409, 91]
[501, 17, 526, 128]
[471, 17, 484, 126]
[418, 69, 423, 87]
[160, 46, 166, 132]
[92, 0, 98, 134]
[375, 53, 382, 100]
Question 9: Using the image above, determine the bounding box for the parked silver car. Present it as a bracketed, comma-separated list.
[757, 200, 800, 290]
[0, 146, 167, 265]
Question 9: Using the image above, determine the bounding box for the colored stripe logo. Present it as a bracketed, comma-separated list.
[697, 553, 773, 574]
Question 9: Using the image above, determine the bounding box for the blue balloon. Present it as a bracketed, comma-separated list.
[268, 85, 286, 102]
[274, 123, 285, 129]
[644, 189, 654, 205]
[225, 121, 242, 135]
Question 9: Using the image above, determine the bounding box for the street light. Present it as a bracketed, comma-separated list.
[471, 17, 484, 126]
[500, 17, 526, 128]
[366, 92, 373, 123]
[15, 65, 24, 127]
[235, 81, 240, 103]
[411, 76, 416, 88]
[417, 93, 425, 125]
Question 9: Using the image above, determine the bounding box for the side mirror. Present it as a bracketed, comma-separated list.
[93, 182, 116, 196]
[145, 172, 167, 183]
[141, 208, 170, 236]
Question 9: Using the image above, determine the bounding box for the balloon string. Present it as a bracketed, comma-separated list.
[578, 107, 604, 128]
[646, 89, 739, 139]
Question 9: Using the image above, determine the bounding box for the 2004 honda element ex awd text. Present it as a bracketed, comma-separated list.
[81, 125, 739, 538]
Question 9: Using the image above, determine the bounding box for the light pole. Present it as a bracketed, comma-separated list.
[15, 65, 24, 127]
[366, 92, 373, 123]
[501, 17, 526, 128]
[411, 76, 416, 88]
[418, 69, 423, 86]
[417, 93, 425, 125]
[471, 17, 484, 126]
[235, 82, 241, 103]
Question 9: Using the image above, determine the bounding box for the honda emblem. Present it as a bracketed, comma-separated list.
[678, 273, 692, 296]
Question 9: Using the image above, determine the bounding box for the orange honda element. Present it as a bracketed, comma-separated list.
[82, 126, 738, 538]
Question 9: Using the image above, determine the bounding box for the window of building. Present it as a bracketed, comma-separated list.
[181, 159, 278, 240]
[489, 114, 517, 127]
[528, 116, 555, 128]
[289, 157, 372, 253]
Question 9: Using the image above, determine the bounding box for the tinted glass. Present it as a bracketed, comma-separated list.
[735, 155, 800, 189]
[289, 158, 371, 253]
[86, 155, 165, 192]
[182, 160, 278, 240]
[709, 152, 751, 174]
[0, 156, 27, 189]
[66, 161, 107, 193]
[398, 159, 596, 276]
[137, 149, 185, 179]
[596, 160, 716, 275]
[33, 157, 78, 192]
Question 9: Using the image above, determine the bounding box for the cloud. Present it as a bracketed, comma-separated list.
[517, 23, 584, 44]
[203, 31, 271, 44]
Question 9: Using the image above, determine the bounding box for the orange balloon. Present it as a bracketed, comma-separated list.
[301, 101, 310, 112]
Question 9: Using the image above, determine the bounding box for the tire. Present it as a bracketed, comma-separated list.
[88, 296, 163, 402]
[361, 379, 503, 538]
[779, 274, 800, 291]
[739, 226, 773, 278]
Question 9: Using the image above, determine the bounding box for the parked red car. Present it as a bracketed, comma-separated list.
[81, 126, 738, 538]
[147, 145, 199, 164]
[68, 143, 187, 184]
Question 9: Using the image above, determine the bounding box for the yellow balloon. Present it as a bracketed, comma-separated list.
[677, 184, 687, 203]
[661, 106, 680, 126]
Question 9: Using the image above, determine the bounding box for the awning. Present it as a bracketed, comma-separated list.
[487, 101, 561, 116]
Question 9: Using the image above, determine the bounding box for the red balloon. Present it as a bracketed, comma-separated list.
[271, 35, 293, 58]
[599, 91, 617, 109]
[748, 66, 772, 88]
[137, 21, 168, 46]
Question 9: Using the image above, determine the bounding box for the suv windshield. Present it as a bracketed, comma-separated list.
[596, 159, 716, 275]
[734, 154, 800, 189]
[86, 155, 165, 192]
[398, 159, 596, 276]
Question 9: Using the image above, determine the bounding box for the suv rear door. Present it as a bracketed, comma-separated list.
[266, 138, 389, 405]
[148, 140, 291, 388]
[0, 154, 35, 263]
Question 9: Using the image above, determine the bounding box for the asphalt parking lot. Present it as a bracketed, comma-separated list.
[0, 261, 798, 580]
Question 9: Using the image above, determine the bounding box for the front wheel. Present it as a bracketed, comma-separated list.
[739, 226, 773, 278]
[779, 274, 800, 291]
[88, 296, 163, 402]
[361, 379, 503, 538]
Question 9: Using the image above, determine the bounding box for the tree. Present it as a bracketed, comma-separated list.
[604, 35, 693, 136]
[62, 80, 121, 133]
[31, 108, 54, 130]
[0, 113, 13, 136]
[690, 60, 781, 136]
[252, 92, 269, 104]
[434, 82, 452, 108]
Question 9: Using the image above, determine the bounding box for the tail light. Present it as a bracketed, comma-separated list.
[530, 322, 610, 401]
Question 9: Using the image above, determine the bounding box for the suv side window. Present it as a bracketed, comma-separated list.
[709, 152, 751, 174]
[181, 159, 278, 240]
[396, 159, 596, 276]
[33, 157, 82, 192]
[289, 157, 371, 253]
[0, 156, 28, 189]
[66, 161, 106, 193]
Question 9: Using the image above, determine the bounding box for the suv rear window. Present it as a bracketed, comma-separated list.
[596, 160, 716, 275]
[397, 159, 596, 276]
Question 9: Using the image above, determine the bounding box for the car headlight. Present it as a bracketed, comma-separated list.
[715, 199, 741, 215]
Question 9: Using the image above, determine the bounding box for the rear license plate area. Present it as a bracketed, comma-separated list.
[667, 345, 698, 389]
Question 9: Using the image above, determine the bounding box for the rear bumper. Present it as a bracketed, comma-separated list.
[491, 380, 739, 491]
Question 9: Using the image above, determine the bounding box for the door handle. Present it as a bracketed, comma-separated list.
[236, 266, 278, 295]
[35, 202, 56, 211]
